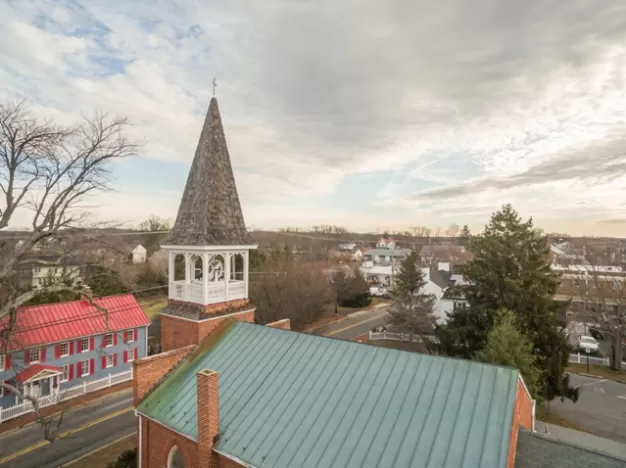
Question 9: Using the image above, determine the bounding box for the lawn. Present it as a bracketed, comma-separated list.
[535, 405, 595, 434]
[138, 296, 168, 320]
[66, 435, 135, 468]
[566, 363, 626, 383]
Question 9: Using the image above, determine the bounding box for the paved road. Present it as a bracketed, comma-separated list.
[313, 305, 389, 340]
[551, 374, 626, 444]
[0, 307, 389, 467]
[0, 389, 134, 468]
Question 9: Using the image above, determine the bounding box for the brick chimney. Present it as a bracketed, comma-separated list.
[197, 370, 220, 468]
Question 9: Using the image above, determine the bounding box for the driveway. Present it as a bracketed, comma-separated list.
[551, 374, 626, 444]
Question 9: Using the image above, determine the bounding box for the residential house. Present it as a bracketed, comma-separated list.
[132, 244, 147, 264]
[362, 247, 410, 266]
[376, 235, 396, 249]
[0, 294, 150, 407]
[18, 254, 82, 289]
[549, 242, 586, 265]
[134, 319, 534, 468]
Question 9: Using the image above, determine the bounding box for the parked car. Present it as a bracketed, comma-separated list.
[577, 335, 599, 353]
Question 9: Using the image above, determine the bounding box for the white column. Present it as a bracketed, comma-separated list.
[203, 253, 209, 304]
[244, 251, 249, 298]
[224, 253, 231, 301]
[168, 251, 174, 282]
[48, 377, 52, 396]
[184, 253, 192, 283]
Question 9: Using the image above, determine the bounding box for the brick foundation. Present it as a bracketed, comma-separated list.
[507, 378, 534, 468]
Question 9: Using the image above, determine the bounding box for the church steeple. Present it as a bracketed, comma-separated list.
[160, 97, 256, 350]
[165, 97, 252, 246]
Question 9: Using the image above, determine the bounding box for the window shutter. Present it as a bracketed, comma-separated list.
[133, 348, 138, 361]
[133, 329, 138, 342]
[5, 354, 11, 370]
[24, 349, 30, 365]
[41, 347, 47, 362]
[90, 337, 95, 351]
[69, 341, 74, 355]
[123, 351, 128, 364]
[113, 354, 118, 367]
[114, 333, 118, 346]
[123, 332, 128, 343]
[89, 359, 94, 375]
[69, 364, 74, 381]
[76, 362, 82, 378]
[101, 356, 106, 369]
[55, 344, 61, 359]
[102, 335, 106, 347]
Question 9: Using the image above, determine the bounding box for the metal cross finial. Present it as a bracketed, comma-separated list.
[212, 78, 217, 96]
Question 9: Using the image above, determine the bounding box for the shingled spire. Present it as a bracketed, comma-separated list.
[166, 97, 252, 246]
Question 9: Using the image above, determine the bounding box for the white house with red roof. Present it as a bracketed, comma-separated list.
[0, 294, 150, 409]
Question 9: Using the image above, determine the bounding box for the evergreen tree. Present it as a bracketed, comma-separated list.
[386, 252, 436, 352]
[475, 309, 542, 400]
[435, 204, 576, 401]
[459, 225, 471, 246]
[85, 265, 130, 297]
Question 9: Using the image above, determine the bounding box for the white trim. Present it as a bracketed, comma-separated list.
[213, 448, 257, 468]
[0, 354, 5, 371]
[531, 399, 536, 432]
[19, 368, 63, 384]
[59, 342, 70, 358]
[144, 326, 149, 358]
[104, 333, 114, 348]
[518, 375, 532, 402]
[60, 364, 70, 383]
[160, 307, 255, 323]
[79, 338, 90, 353]
[161, 244, 258, 252]
[135, 411, 197, 442]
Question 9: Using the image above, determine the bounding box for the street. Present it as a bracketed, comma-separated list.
[0, 307, 388, 467]
[0, 390, 134, 468]
[551, 374, 626, 444]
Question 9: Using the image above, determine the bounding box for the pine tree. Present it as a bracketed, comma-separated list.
[476, 309, 542, 400]
[386, 251, 436, 352]
[435, 204, 575, 401]
[459, 225, 471, 246]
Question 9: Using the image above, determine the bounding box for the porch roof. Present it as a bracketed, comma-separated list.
[13, 364, 63, 383]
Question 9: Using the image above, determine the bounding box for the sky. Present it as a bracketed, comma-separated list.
[2, 0, 626, 236]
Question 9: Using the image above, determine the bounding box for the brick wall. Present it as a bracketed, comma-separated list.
[515, 430, 626, 468]
[507, 378, 534, 468]
[140, 416, 199, 468]
[133, 345, 194, 405]
[162, 309, 256, 352]
[266, 318, 291, 330]
[215, 452, 247, 468]
[196, 309, 255, 343]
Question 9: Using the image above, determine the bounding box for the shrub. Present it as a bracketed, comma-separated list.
[106, 448, 137, 468]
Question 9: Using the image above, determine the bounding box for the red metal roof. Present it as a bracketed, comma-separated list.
[13, 364, 63, 383]
[1, 294, 151, 352]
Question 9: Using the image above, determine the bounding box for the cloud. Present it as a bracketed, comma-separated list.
[2, 0, 626, 234]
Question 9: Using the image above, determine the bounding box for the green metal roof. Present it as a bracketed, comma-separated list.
[138, 322, 519, 468]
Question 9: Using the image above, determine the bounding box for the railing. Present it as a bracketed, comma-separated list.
[0, 369, 133, 424]
[228, 282, 245, 299]
[370, 332, 626, 370]
[568, 352, 626, 370]
[169, 281, 246, 303]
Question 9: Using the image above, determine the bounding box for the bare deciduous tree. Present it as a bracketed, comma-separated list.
[408, 226, 432, 238]
[446, 223, 460, 238]
[565, 265, 626, 370]
[251, 257, 333, 329]
[0, 100, 140, 440]
[137, 215, 171, 232]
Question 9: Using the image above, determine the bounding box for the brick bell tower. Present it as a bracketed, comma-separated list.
[159, 97, 257, 352]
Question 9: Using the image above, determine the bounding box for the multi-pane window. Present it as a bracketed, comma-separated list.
[60, 342, 69, 357]
[126, 330, 134, 343]
[60, 364, 70, 382]
[80, 338, 90, 353]
[105, 355, 114, 368]
[81, 360, 90, 376]
[0, 354, 5, 370]
[30, 348, 41, 362]
[104, 334, 113, 347]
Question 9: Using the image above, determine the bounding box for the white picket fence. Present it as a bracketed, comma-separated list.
[370, 332, 626, 370]
[0, 369, 132, 424]
[569, 352, 626, 370]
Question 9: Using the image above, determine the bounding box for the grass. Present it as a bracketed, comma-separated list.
[66, 434, 135, 468]
[535, 405, 595, 434]
[566, 363, 626, 383]
[138, 296, 168, 320]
